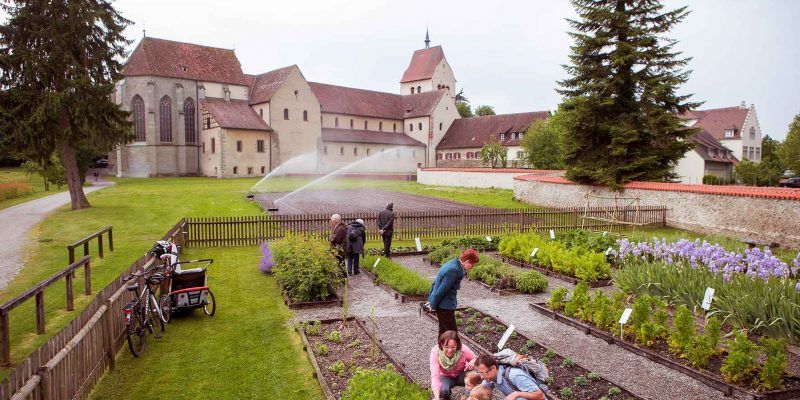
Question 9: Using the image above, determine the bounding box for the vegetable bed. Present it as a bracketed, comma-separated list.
[361, 256, 430, 302]
[427, 308, 641, 399]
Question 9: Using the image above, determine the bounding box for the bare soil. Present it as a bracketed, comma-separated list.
[255, 189, 488, 215]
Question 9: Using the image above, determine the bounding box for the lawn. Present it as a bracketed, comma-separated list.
[0, 167, 57, 210]
[89, 246, 323, 400]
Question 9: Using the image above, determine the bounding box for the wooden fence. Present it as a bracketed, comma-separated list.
[0, 220, 186, 400]
[67, 227, 113, 265]
[184, 206, 667, 247]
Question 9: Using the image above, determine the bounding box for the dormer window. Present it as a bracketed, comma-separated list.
[180, 65, 188, 72]
[500, 133, 505, 141]
[724, 129, 734, 138]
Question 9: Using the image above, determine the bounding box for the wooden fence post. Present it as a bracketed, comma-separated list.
[84, 260, 92, 295]
[38, 366, 51, 400]
[35, 292, 45, 335]
[102, 299, 115, 371]
[108, 227, 114, 251]
[83, 242, 89, 258]
[65, 273, 74, 311]
[0, 309, 9, 367]
[67, 246, 75, 265]
[98, 234, 104, 259]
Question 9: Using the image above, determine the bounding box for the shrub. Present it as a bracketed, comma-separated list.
[721, 332, 760, 384]
[685, 335, 715, 367]
[428, 246, 459, 265]
[272, 233, 342, 302]
[548, 287, 569, 311]
[564, 283, 590, 319]
[499, 233, 612, 281]
[515, 270, 549, 293]
[702, 174, 720, 185]
[760, 338, 787, 390]
[441, 235, 501, 250]
[363, 255, 431, 295]
[341, 367, 428, 400]
[668, 305, 695, 355]
[590, 291, 614, 330]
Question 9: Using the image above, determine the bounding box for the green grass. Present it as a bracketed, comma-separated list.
[0, 167, 56, 210]
[89, 247, 323, 399]
[362, 255, 431, 295]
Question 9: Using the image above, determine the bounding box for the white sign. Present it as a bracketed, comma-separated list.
[373, 258, 381, 269]
[605, 247, 613, 255]
[549, 230, 556, 240]
[415, 237, 422, 252]
[619, 308, 633, 325]
[486, 236, 492, 242]
[701, 287, 715, 310]
[497, 324, 516, 351]
[602, 231, 608, 237]
[530, 248, 539, 258]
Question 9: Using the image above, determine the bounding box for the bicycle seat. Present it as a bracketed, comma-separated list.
[126, 283, 139, 291]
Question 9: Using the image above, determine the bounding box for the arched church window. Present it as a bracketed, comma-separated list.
[350, 119, 354, 128]
[364, 121, 368, 130]
[439, 122, 443, 131]
[233, 166, 238, 174]
[159, 96, 172, 142]
[411, 87, 415, 94]
[379, 122, 383, 131]
[303, 110, 308, 121]
[184, 97, 196, 143]
[418, 122, 422, 131]
[409, 124, 413, 132]
[132, 95, 145, 142]
[335, 117, 339, 127]
[283, 108, 289, 120]
[417, 86, 421, 93]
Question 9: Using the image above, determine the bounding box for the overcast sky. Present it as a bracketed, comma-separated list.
[20, 1, 800, 139]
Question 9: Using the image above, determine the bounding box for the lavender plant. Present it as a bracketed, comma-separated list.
[258, 241, 274, 273]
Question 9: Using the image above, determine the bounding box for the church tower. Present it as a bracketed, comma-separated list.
[400, 31, 457, 97]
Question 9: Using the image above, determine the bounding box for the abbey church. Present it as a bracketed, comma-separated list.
[114, 34, 549, 177]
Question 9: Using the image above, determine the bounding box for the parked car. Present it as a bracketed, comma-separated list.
[778, 177, 800, 188]
[93, 158, 109, 169]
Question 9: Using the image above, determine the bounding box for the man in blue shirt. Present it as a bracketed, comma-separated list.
[428, 248, 479, 336]
[475, 354, 544, 400]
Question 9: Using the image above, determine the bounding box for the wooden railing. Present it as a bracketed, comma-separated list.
[67, 226, 113, 265]
[184, 206, 667, 247]
[0, 219, 186, 400]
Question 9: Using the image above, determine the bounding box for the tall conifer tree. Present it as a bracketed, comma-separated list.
[0, 0, 132, 209]
[558, 0, 700, 188]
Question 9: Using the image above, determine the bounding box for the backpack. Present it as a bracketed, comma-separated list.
[494, 348, 550, 392]
[347, 225, 359, 241]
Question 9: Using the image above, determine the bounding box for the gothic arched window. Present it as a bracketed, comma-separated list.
[283, 108, 289, 120]
[184, 97, 196, 143]
[159, 96, 172, 142]
[132, 95, 145, 142]
[417, 86, 421, 93]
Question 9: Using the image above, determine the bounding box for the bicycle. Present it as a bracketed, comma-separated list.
[123, 267, 167, 357]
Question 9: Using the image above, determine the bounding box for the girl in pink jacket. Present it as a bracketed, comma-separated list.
[430, 330, 476, 400]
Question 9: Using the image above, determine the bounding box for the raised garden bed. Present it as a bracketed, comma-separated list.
[466, 277, 519, 296]
[529, 302, 800, 400]
[360, 268, 428, 303]
[366, 247, 431, 257]
[299, 317, 417, 400]
[426, 308, 641, 399]
[283, 290, 342, 309]
[500, 256, 612, 288]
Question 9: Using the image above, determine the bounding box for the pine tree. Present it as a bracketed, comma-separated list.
[0, 0, 132, 209]
[557, 0, 701, 189]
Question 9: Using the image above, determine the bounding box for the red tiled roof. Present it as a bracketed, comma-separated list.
[402, 91, 445, 118]
[249, 65, 296, 105]
[401, 46, 445, 83]
[681, 107, 749, 141]
[310, 82, 403, 119]
[321, 128, 424, 146]
[200, 99, 272, 131]
[437, 112, 551, 150]
[690, 130, 738, 164]
[123, 37, 249, 86]
[513, 175, 800, 200]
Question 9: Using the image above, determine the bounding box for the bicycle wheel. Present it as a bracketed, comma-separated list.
[203, 290, 216, 316]
[126, 314, 146, 357]
[159, 294, 172, 323]
[148, 311, 165, 339]
[151, 293, 168, 326]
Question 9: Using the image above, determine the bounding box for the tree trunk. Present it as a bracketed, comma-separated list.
[59, 141, 91, 210]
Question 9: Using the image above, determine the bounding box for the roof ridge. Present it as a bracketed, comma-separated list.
[696, 106, 748, 113]
[252, 64, 296, 78]
[309, 81, 400, 98]
[142, 36, 235, 52]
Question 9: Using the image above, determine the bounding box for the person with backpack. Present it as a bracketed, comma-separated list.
[345, 218, 366, 275]
[474, 353, 545, 400]
[377, 202, 395, 258]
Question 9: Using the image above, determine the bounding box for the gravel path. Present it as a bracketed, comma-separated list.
[0, 177, 115, 291]
[292, 255, 740, 400]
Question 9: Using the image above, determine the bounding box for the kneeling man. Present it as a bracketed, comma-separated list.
[475, 354, 544, 400]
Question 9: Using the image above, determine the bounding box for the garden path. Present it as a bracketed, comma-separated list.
[0, 177, 114, 291]
[293, 255, 737, 400]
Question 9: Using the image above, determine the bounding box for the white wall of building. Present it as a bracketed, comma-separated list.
[673, 150, 706, 184]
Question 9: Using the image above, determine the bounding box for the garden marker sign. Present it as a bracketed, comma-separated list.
[530, 248, 539, 258]
[549, 230, 556, 240]
[486, 236, 492, 242]
[602, 231, 608, 236]
[619, 308, 633, 338]
[373, 258, 381, 269]
[415, 237, 422, 252]
[605, 247, 613, 256]
[497, 324, 516, 351]
[701, 287, 715, 310]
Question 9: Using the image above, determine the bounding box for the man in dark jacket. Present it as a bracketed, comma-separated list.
[329, 214, 347, 273]
[345, 218, 367, 275]
[428, 248, 479, 336]
[377, 202, 395, 258]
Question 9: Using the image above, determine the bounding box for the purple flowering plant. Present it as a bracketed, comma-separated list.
[258, 241, 274, 274]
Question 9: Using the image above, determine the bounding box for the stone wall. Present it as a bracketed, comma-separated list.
[513, 175, 800, 248]
[418, 168, 563, 190]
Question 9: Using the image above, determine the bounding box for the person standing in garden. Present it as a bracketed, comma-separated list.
[429, 330, 477, 400]
[429, 248, 479, 335]
[377, 202, 395, 258]
[345, 218, 366, 275]
[329, 214, 347, 273]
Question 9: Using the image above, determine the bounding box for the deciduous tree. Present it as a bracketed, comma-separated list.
[474, 105, 496, 116]
[780, 113, 800, 175]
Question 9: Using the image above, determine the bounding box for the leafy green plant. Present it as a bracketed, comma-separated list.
[467, 316, 478, 325]
[760, 338, 787, 390]
[329, 360, 346, 377]
[476, 334, 487, 343]
[428, 246, 459, 265]
[326, 330, 342, 343]
[721, 332, 760, 384]
[314, 343, 329, 356]
[346, 339, 363, 349]
[564, 282, 590, 319]
[363, 255, 431, 295]
[560, 387, 573, 398]
[574, 375, 588, 386]
[668, 305, 695, 355]
[545, 376, 554, 385]
[685, 335, 715, 367]
[303, 320, 322, 336]
[515, 270, 549, 293]
[341, 367, 428, 400]
[704, 316, 722, 350]
[464, 326, 476, 334]
[544, 349, 555, 358]
[587, 371, 600, 381]
[561, 358, 574, 368]
[548, 287, 569, 311]
[590, 291, 614, 330]
[539, 356, 550, 365]
[608, 386, 622, 396]
[272, 233, 343, 302]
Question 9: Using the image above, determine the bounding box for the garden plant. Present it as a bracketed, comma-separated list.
[271, 232, 344, 302]
[362, 255, 431, 296]
[499, 232, 612, 282]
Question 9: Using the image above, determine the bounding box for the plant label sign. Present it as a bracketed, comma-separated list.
[702, 287, 715, 310]
[373, 258, 381, 269]
[549, 230, 556, 240]
[530, 248, 539, 258]
[619, 308, 633, 325]
[602, 231, 608, 236]
[486, 236, 492, 242]
[605, 247, 613, 256]
[415, 237, 422, 252]
[497, 324, 515, 351]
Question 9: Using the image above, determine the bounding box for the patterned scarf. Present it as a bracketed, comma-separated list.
[438, 348, 462, 371]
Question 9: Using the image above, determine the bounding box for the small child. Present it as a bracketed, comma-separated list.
[459, 371, 484, 400]
[469, 385, 493, 400]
